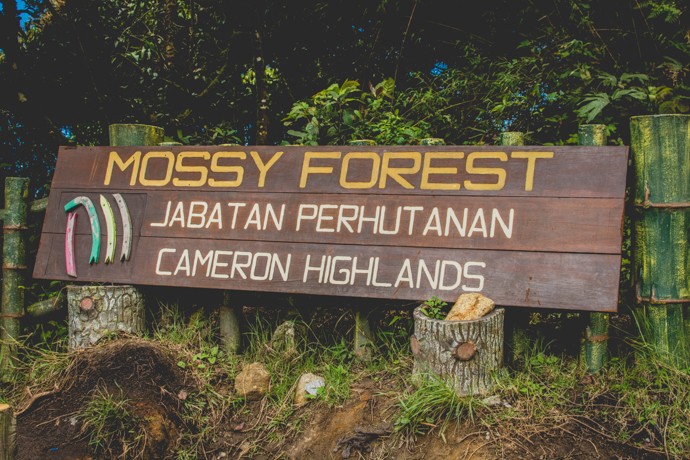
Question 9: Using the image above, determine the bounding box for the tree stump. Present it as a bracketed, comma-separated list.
[68, 285, 145, 349]
[411, 305, 504, 396]
[0, 404, 16, 460]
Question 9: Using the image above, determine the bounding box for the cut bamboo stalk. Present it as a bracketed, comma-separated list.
[109, 123, 164, 146]
[631, 115, 690, 366]
[579, 124, 610, 373]
[26, 293, 65, 318]
[1, 177, 29, 380]
[0, 404, 16, 460]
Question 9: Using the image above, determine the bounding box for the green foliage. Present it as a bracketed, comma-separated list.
[421, 296, 448, 320]
[395, 372, 477, 438]
[283, 78, 431, 146]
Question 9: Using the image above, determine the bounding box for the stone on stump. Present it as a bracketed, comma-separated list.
[234, 363, 270, 400]
[0, 404, 16, 460]
[68, 285, 145, 349]
[411, 305, 504, 396]
[446, 293, 495, 321]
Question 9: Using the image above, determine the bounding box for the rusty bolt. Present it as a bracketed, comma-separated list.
[410, 335, 420, 356]
[80, 296, 94, 312]
[454, 341, 477, 361]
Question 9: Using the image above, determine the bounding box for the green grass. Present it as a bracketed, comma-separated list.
[79, 385, 145, 458]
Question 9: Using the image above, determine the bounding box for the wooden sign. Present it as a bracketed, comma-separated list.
[33, 145, 628, 311]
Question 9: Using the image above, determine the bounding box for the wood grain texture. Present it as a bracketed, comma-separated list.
[412, 306, 504, 396]
[36, 235, 621, 311]
[51, 146, 628, 198]
[39, 190, 624, 254]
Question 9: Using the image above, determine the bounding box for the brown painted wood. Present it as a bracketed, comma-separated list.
[35, 234, 621, 311]
[34, 145, 628, 312]
[40, 190, 623, 254]
[50, 146, 628, 198]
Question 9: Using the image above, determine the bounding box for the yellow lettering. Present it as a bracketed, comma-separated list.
[250, 151, 284, 187]
[378, 152, 421, 189]
[420, 152, 463, 190]
[511, 151, 554, 191]
[173, 151, 210, 187]
[340, 152, 380, 189]
[464, 152, 507, 191]
[208, 152, 245, 187]
[300, 151, 341, 188]
[139, 151, 175, 186]
[104, 151, 140, 185]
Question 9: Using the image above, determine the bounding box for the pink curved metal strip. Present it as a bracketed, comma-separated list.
[65, 211, 77, 277]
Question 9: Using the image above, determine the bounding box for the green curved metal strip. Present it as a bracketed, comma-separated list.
[64, 196, 100, 264]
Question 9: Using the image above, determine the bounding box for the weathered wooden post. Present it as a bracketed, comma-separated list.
[66, 124, 162, 348]
[631, 115, 690, 365]
[579, 124, 610, 372]
[0, 404, 16, 460]
[1, 177, 28, 378]
[220, 291, 242, 354]
[500, 132, 531, 364]
[348, 139, 378, 359]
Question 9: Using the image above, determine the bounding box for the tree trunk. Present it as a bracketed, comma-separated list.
[252, 28, 269, 144]
[411, 306, 504, 396]
[108, 124, 164, 146]
[68, 285, 145, 349]
[0, 404, 16, 460]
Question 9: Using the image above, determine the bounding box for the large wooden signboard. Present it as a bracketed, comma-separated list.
[33, 145, 628, 311]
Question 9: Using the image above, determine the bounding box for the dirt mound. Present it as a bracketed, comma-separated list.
[16, 339, 192, 460]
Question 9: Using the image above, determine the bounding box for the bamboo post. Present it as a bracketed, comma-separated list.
[1, 177, 29, 379]
[0, 404, 16, 460]
[109, 123, 164, 146]
[631, 115, 690, 366]
[500, 132, 531, 364]
[578, 124, 610, 373]
[220, 291, 242, 354]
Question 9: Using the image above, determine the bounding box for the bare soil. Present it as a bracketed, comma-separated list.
[14, 340, 668, 460]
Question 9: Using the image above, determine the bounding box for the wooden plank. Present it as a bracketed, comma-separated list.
[34, 234, 621, 311]
[50, 146, 629, 198]
[41, 190, 624, 254]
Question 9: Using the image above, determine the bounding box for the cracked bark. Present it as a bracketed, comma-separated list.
[68, 285, 145, 349]
[412, 306, 504, 396]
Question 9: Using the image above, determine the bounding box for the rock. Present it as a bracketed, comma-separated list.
[481, 395, 502, 407]
[234, 363, 270, 400]
[445, 293, 495, 321]
[271, 321, 307, 355]
[293, 373, 325, 406]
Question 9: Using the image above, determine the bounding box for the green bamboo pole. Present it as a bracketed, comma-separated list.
[109, 124, 164, 146]
[1, 178, 29, 379]
[579, 124, 610, 373]
[500, 132, 530, 364]
[631, 115, 690, 366]
[26, 293, 65, 318]
[348, 139, 376, 146]
[420, 138, 445, 146]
